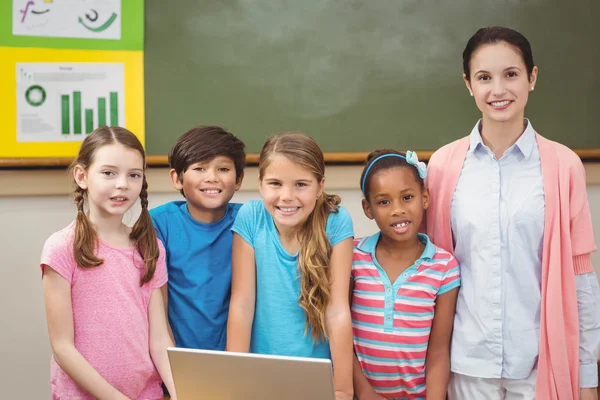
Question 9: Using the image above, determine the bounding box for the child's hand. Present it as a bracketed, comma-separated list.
[580, 388, 598, 400]
[110, 393, 131, 400]
[355, 389, 386, 400]
[359, 393, 386, 400]
[334, 390, 354, 400]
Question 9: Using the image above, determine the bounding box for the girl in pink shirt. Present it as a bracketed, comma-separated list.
[40, 126, 178, 400]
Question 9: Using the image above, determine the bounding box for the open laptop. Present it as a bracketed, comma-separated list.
[167, 347, 335, 400]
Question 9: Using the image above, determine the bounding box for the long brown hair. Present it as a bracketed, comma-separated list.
[69, 126, 159, 286]
[259, 132, 340, 340]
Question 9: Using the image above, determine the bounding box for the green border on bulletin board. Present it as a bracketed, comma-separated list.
[0, 0, 143, 50]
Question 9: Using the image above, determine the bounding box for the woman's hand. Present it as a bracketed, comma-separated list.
[579, 388, 598, 400]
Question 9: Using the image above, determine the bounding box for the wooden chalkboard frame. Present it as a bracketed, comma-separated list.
[1, 149, 600, 168]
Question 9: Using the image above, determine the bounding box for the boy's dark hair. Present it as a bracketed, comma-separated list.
[360, 148, 424, 198]
[169, 126, 246, 196]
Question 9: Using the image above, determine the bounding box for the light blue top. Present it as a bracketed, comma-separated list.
[150, 201, 242, 351]
[450, 120, 600, 387]
[231, 199, 354, 359]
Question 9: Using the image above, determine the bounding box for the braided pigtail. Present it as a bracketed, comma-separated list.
[130, 176, 159, 285]
[73, 186, 103, 268]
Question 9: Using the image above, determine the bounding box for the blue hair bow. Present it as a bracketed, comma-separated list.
[405, 150, 428, 180]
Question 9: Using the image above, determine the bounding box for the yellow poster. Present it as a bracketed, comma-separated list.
[0, 47, 144, 158]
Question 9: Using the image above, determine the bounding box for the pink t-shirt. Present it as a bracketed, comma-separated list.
[40, 221, 168, 400]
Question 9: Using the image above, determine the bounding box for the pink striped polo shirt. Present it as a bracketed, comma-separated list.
[351, 232, 460, 400]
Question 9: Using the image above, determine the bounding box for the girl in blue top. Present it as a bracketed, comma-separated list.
[227, 132, 355, 400]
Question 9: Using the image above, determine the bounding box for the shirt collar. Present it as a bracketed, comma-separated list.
[515, 119, 536, 159]
[468, 118, 536, 160]
[356, 232, 435, 267]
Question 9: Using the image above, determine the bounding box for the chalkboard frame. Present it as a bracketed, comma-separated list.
[1, 149, 600, 169]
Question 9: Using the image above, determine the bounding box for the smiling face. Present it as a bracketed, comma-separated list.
[171, 155, 242, 223]
[74, 143, 144, 220]
[465, 41, 538, 125]
[362, 166, 429, 244]
[259, 154, 324, 235]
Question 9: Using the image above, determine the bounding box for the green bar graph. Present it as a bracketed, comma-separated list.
[85, 109, 94, 133]
[110, 92, 118, 126]
[73, 91, 82, 134]
[98, 97, 106, 127]
[61, 91, 119, 135]
[61, 95, 70, 134]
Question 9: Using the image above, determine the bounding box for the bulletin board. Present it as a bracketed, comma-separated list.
[0, 0, 145, 161]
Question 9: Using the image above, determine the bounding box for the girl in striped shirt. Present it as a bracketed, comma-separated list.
[351, 149, 460, 400]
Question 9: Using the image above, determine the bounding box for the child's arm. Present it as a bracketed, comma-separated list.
[349, 277, 384, 399]
[353, 355, 385, 400]
[226, 233, 256, 352]
[148, 286, 178, 400]
[326, 237, 354, 400]
[42, 267, 130, 400]
[424, 287, 459, 400]
[160, 284, 175, 342]
[152, 227, 175, 343]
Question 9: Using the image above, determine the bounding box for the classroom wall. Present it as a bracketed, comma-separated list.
[1, 165, 599, 398]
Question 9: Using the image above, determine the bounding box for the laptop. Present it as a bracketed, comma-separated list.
[167, 347, 335, 400]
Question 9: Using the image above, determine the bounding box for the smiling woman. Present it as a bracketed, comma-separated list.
[426, 26, 600, 400]
[462, 30, 538, 159]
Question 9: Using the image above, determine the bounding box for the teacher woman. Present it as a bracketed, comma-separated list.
[426, 26, 600, 400]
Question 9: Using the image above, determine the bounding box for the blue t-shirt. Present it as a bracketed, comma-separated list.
[150, 201, 242, 350]
[231, 199, 354, 359]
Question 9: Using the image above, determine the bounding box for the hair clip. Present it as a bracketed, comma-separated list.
[405, 150, 427, 179]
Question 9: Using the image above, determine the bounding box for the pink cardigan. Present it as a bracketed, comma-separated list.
[426, 133, 597, 399]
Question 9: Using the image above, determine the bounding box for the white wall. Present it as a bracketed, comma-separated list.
[1, 168, 599, 399]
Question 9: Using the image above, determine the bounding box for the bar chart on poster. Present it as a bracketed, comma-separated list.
[60, 91, 120, 134]
[16, 62, 125, 142]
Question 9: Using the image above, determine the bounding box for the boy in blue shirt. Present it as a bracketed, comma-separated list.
[150, 126, 245, 351]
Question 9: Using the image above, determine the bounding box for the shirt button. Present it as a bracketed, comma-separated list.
[386, 302, 391, 307]
[386, 316, 392, 321]
[386, 288, 392, 293]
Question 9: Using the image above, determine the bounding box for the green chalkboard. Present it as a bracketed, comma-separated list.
[144, 0, 600, 156]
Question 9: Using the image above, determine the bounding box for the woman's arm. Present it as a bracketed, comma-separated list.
[226, 233, 257, 352]
[326, 237, 354, 399]
[43, 267, 129, 400]
[425, 287, 459, 400]
[148, 286, 178, 400]
[575, 270, 600, 399]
